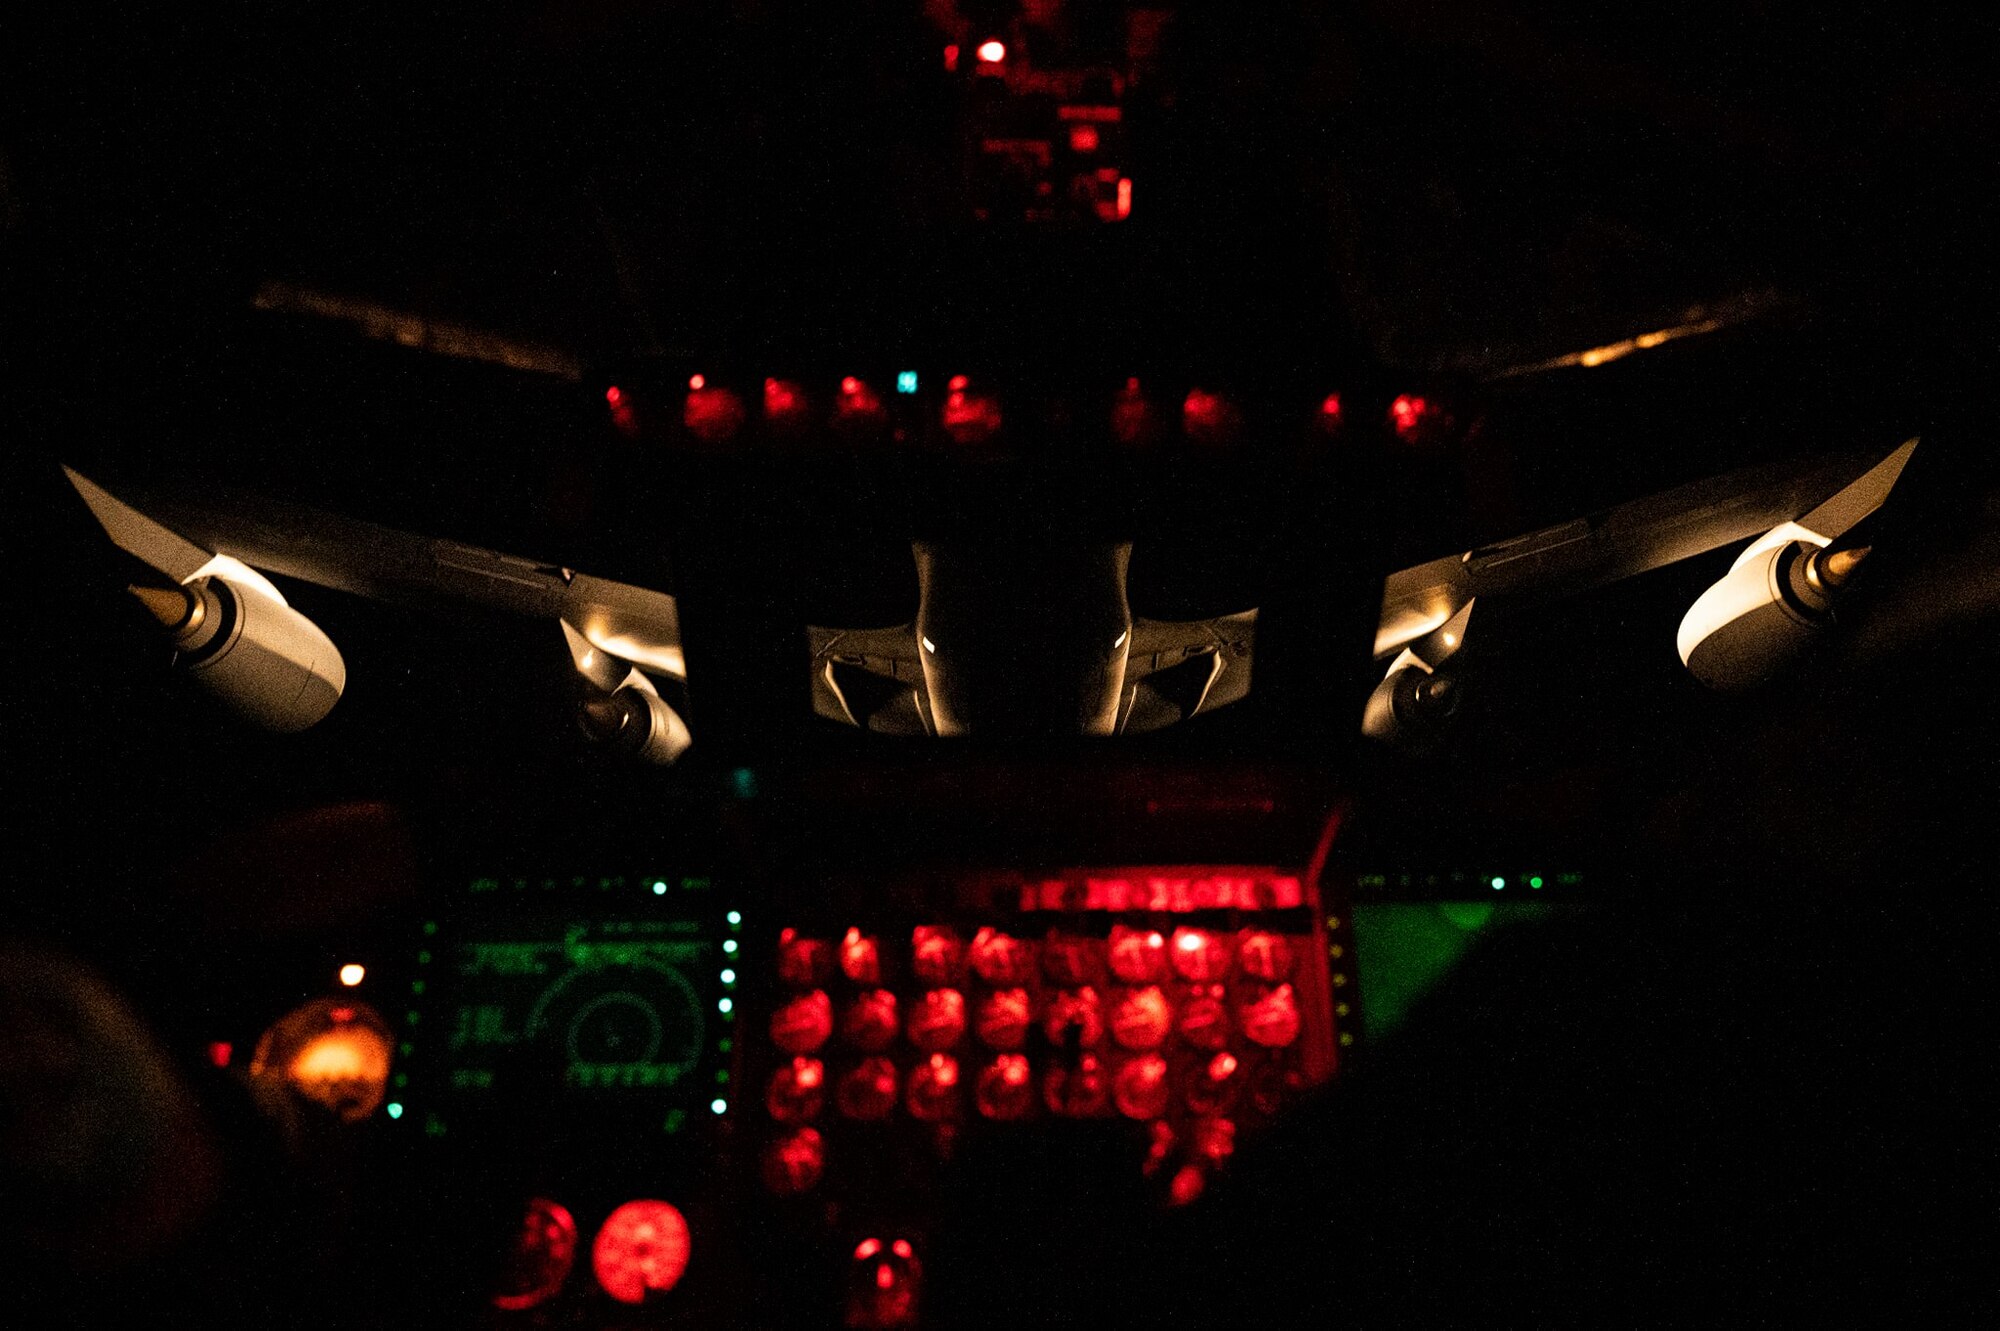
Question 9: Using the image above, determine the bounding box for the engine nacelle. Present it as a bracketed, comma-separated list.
[1677, 530, 1853, 692]
[133, 576, 345, 732]
[1361, 662, 1462, 747]
[578, 685, 693, 766]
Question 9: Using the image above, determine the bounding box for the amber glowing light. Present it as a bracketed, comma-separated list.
[592, 1200, 691, 1304]
[338, 963, 365, 987]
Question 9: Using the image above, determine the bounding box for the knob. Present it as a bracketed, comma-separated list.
[771, 990, 834, 1054]
[907, 988, 967, 1052]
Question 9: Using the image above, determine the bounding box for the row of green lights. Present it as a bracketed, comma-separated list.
[1488, 876, 1547, 890]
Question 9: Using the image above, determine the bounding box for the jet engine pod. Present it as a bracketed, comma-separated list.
[578, 684, 693, 766]
[1677, 536, 1867, 692]
[130, 576, 345, 732]
[1362, 599, 1472, 749]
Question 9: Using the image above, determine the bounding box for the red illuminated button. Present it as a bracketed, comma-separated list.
[1186, 1050, 1239, 1116]
[969, 927, 1034, 985]
[1169, 928, 1231, 982]
[1241, 984, 1301, 1048]
[766, 1057, 825, 1123]
[492, 1196, 578, 1311]
[1191, 1116, 1236, 1163]
[770, 990, 834, 1054]
[975, 1054, 1034, 1120]
[1110, 378, 1156, 446]
[1110, 986, 1171, 1051]
[1041, 935, 1099, 986]
[974, 988, 1031, 1050]
[1176, 989, 1230, 1051]
[1042, 1053, 1109, 1117]
[683, 383, 746, 443]
[1108, 926, 1168, 983]
[841, 990, 900, 1052]
[840, 928, 883, 985]
[910, 926, 964, 986]
[906, 1052, 961, 1122]
[762, 1126, 825, 1195]
[1041, 987, 1103, 1050]
[591, 1200, 691, 1305]
[907, 988, 967, 1052]
[1114, 1053, 1171, 1120]
[777, 932, 831, 988]
[763, 378, 810, 431]
[833, 377, 888, 435]
[848, 1236, 921, 1329]
[837, 1057, 899, 1120]
[1237, 931, 1295, 982]
[941, 385, 1002, 445]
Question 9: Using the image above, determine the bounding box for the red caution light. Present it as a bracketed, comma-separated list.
[1069, 124, 1100, 154]
[910, 925, 963, 985]
[605, 385, 624, 406]
[1318, 393, 1343, 427]
[892, 1240, 912, 1260]
[762, 1126, 825, 1195]
[1389, 393, 1450, 444]
[976, 40, 1006, 64]
[1181, 388, 1240, 444]
[840, 928, 882, 984]
[943, 44, 959, 72]
[592, 1200, 691, 1304]
[206, 1040, 232, 1067]
[683, 381, 746, 442]
[763, 378, 810, 430]
[493, 1197, 579, 1311]
[855, 1238, 882, 1262]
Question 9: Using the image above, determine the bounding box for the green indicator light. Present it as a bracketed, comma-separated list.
[410, 980, 425, 995]
[422, 921, 438, 936]
[710, 1098, 728, 1115]
[723, 939, 738, 954]
[1529, 876, 1544, 889]
[897, 371, 918, 394]
[731, 768, 758, 799]
[392, 1072, 408, 1088]
[718, 1038, 733, 1054]
[1490, 877, 1506, 890]
[417, 950, 431, 965]
[726, 911, 742, 927]
[652, 881, 668, 896]
[720, 969, 736, 985]
[715, 1069, 730, 1084]
[718, 997, 733, 1014]
[385, 1102, 404, 1119]
[405, 1010, 421, 1025]
[399, 1042, 414, 1056]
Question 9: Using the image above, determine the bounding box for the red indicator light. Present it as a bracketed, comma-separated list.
[1181, 388, 1239, 443]
[876, 1263, 895, 1290]
[840, 928, 882, 984]
[1114, 1053, 1171, 1120]
[943, 44, 959, 71]
[605, 385, 623, 406]
[795, 1060, 823, 1090]
[1041, 987, 1103, 1049]
[763, 378, 810, 430]
[892, 1239, 912, 1260]
[907, 1052, 961, 1121]
[841, 376, 861, 395]
[683, 381, 746, 442]
[1209, 1052, 1239, 1081]
[688, 374, 705, 391]
[1319, 393, 1343, 425]
[1241, 983, 1302, 1048]
[1168, 1163, 1206, 1207]
[947, 374, 968, 392]
[1192, 1116, 1236, 1163]
[1176, 990, 1230, 1050]
[1043, 1053, 1109, 1117]
[1116, 177, 1132, 219]
[591, 1200, 691, 1304]
[907, 988, 966, 1051]
[1169, 928, 1231, 982]
[970, 927, 1033, 985]
[1389, 393, 1450, 444]
[1069, 124, 1100, 154]
[834, 376, 887, 434]
[206, 1040, 232, 1068]
[977, 1055, 1034, 1119]
[941, 385, 1002, 444]
[762, 1127, 824, 1194]
[1110, 986, 1171, 1051]
[837, 1057, 899, 1120]
[1108, 925, 1167, 982]
[841, 989, 900, 1052]
[777, 934, 830, 987]
[910, 926, 964, 985]
[770, 989, 833, 1053]
[493, 1197, 579, 1311]
[1238, 931, 1295, 982]
[974, 988, 1031, 1050]
[976, 40, 1006, 64]
[766, 1057, 825, 1122]
[855, 1238, 882, 1261]
[927, 1052, 958, 1087]
[1110, 378, 1155, 446]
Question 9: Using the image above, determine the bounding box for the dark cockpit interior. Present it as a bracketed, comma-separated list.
[3, 3, 1996, 1325]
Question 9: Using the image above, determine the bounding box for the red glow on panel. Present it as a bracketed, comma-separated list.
[777, 934, 829, 987]
[1110, 378, 1155, 446]
[1069, 124, 1100, 153]
[1110, 986, 1171, 1051]
[683, 382, 746, 442]
[976, 1055, 1033, 1119]
[947, 374, 968, 392]
[1389, 393, 1447, 443]
[910, 926, 964, 986]
[1116, 177, 1132, 219]
[837, 1057, 899, 1120]
[876, 1263, 895, 1290]
[1238, 932, 1295, 982]
[907, 1052, 961, 1121]
[834, 376, 887, 432]
[767, 1057, 825, 1122]
[1168, 1163, 1206, 1207]
[1319, 392, 1343, 425]
[974, 988, 1031, 1050]
[1176, 991, 1229, 1050]
[841, 990, 901, 1051]
[840, 928, 883, 984]
[892, 1239, 912, 1260]
[592, 1200, 691, 1305]
[943, 44, 959, 71]
[970, 928, 1033, 985]
[493, 1197, 579, 1311]
[1209, 1052, 1239, 1081]
[605, 385, 624, 406]
[1041, 987, 1103, 1049]
[763, 377, 810, 429]
[762, 1127, 824, 1194]
[688, 374, 705, 391]
[1181, 389, 1239, 443]
[207, 1041, 232, 1068]
[1041, 936, 1096, 986]
[770, 990, 834, 1054]
[1043, 1053, 1108, 1117]
[908, 988, 966, 1051]
[976, 40, 1006, 64]
[1241, 984, 1302, 1048]
[855, 1238, 882, 1261]
[1114, 1053, 1171, 1120]
[942, 385, 1002, 444]
[1169, 928, 1231, 982]
[1108, 925, 1167, 982]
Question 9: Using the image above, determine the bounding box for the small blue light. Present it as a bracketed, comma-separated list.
[718, 997, 733, 1014]
[897, 371, 919, 394]
[385, 1102, 404, 1120]
[711, 1098, 728, 1115]
[720, 969, 736, 984]
[652, 880, 668, 896]
[1490, 876, 1506, 890]
[727, 911, 742, 927]
[723, 939, 738, 954]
